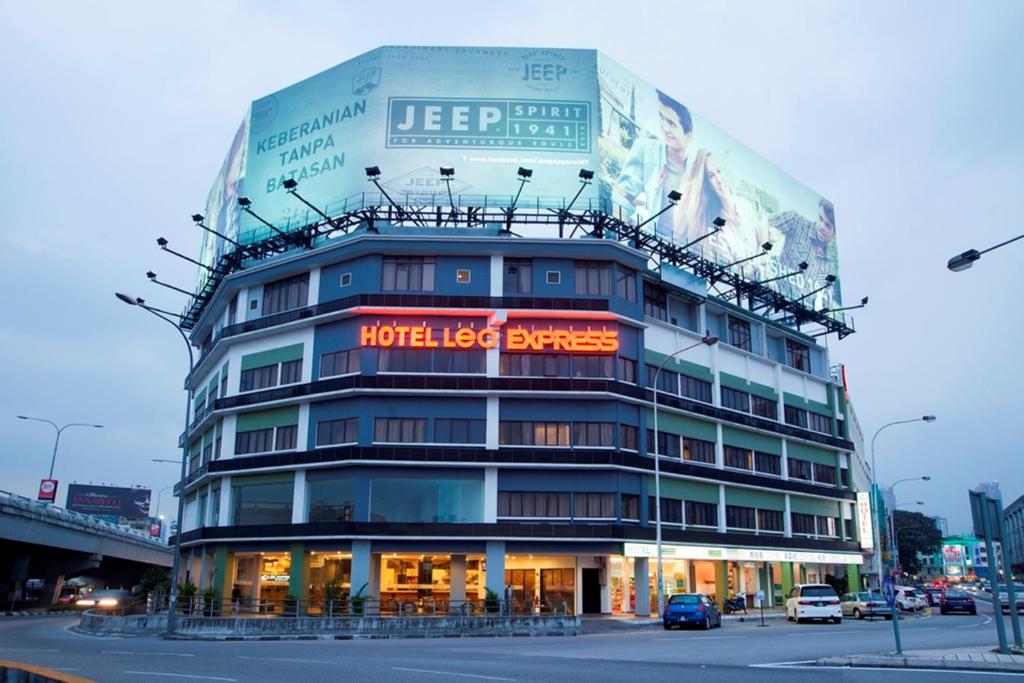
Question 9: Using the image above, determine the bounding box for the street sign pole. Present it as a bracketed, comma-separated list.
[993, 495, 1023, 648]
[883, 574, 902, 655]
[977, 491, 1010, 654]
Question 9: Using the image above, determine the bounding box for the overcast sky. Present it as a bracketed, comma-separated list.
[2, 1, 1021, 533]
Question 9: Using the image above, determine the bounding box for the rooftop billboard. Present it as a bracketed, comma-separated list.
[197, 46, 841, 308]
[65, 484, 151, 520]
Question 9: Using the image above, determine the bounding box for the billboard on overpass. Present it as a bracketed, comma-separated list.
[65, 485, 151, 520]
[197, 46, 842, 308]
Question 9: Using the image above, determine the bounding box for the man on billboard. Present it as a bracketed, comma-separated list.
[768, 198, 840, 309]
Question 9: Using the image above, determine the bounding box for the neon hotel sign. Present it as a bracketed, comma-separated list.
[360, 321, 619, 353]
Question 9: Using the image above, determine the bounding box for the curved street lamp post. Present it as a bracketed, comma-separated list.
[16, 416, 103, 500]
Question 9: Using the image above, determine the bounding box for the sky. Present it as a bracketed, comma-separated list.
[1, 1, 1022, 534]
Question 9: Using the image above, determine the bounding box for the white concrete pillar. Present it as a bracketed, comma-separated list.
[715, 423, 725, 468]
[634, 557, 650, 617]
[218, 476, 231, 526]
[450, 554, 467, 604]
[297, 404, 311, 451]
[483, 467, 498, 523]
[601, 558, 612, 614]
[222, 414, 237, 458]
[291, 469, 307, 524]
[490, 255, 504, 297]
[784, 494, 792, 538]
[486, 397, 500, 451]
[718, 485, 727, 533]
[307, 267, 321, 306]
[780, 439, 789, 480]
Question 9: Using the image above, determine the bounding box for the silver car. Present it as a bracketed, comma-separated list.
[997, 584, 1024, 613]
[840, 591, 890, 620]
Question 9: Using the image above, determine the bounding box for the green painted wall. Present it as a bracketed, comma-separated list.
[231, 472, 294, 487]
[193, 388, 207, 410]
[236, 406, 300, 432]
[644, 349, 713, 382]
[213, 545, 229, 599]
[648, 476, 719, 504]
[847, 563, 861, 592]
[783, 391, 831, 416]
[724, 487, 785, 511]
[789, 495, 840, 516]
[289, 542, 308, 603]
[645, 409, 717, 442]
[721, 426, 781, 455]
[787, 441, 838, 467]
[718, 373, 779, 401]
[241, 343, 304, 371]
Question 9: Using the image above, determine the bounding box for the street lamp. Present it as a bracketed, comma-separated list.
[16, 416, 103, 496]
[869, 416, 935, 586]
[116, 291, 194, 635]
[652, 332, 718, 616]
[947, 233, 1024, 272]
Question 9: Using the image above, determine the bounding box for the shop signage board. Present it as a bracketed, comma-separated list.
[623, 542, 864, 566]
[856, 491, 874, 551]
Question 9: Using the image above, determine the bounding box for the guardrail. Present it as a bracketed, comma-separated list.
[0, 489, 167, 548]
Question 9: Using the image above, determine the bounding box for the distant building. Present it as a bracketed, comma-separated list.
[1004, 494, 1024, 576]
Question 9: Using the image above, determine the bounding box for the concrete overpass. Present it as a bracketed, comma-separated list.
[0, 490, 172, 607]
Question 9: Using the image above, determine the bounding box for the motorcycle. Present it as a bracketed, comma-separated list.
[723, 594, 747, 615]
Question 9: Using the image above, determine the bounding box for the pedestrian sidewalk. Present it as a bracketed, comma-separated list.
[820, 645, 1024, 673]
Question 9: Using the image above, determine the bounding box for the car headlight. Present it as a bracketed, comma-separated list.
[76, 599, 95, 606]
[98, 598, 119, 607]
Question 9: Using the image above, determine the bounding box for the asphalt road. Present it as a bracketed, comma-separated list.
[1, 606, 1022, 682]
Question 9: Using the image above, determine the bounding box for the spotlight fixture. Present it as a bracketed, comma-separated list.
[439, 167, 455, 177]
[761, 242, 773, 251]
[578, 169, 594, 181]
[191, 213, 204, 223]
[157, 237, 214, 271]
[713, 216, 726, 228]
[237, 196, 252, 208]
[565, 168, 595, 213]
[365, 166, 381, 179]
[156, 237, 169, 247]
[282, 178, 298, 191]
[146, 271, 157, 280]
[714, 240, 774, 277]
[798, 261, 809, 270]
[191, 212, 241, 248]
[667, 190, 682, 202]
[517, 167, 533, 179]
[825, 274, 837, 283]
[861, 296, 869, 305]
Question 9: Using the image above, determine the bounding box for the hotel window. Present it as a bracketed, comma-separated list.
[235, 425, 298, 455]
[758, 509, 784, 532]
[621, 494, 640, 521]
[381, 348, 485, 374]
[575, 260, 612, 296]
[499, 421, 570, 447]
[616, 357, 637, 384]
[788, 458, 813, 481]
[721, 387, 751, 413]
[546, 270, 561, 285]
[784, 405, 809, 429]
[571, 355, 615, 379]
[646, 365, 678, 393]
[616, 265, 637, 302]
[239, 364, 278, 392]
[683, 437, 715, 464]
[503, 258, 532, 293]
[209, 488, 220, 526]
[685, 501, 718, 527]
[572, 422, 615, 447]
[214, 436, 222, 460]
[499, 353, 569, 377]
[307, 474, 355, 523]
[792, 512, 816, 535]
[751, 395, 778, 419]
[575, 493, 615, 519]
[726, 505, 756, 530]
[201, 442, 213, 466]
[434, 418, 485, 444]
[373, 418, 427, 443]
[231, 479, 292, 525]
[724, 446, 753, 470]
[382, 256, 435, 292]
[620, 424, 638, 451]
[808, 412, 833, 435]
[817, 516, 838, 537]
[643, 284, 668, 321]
[262, 273, 309, 316]
[315, 417, 359, 446]
[456, 269, 471, 284]
[219, 371, 228, 398]
[279, 359, 303, 385]
[646, 430, 681, 458]
[680, 374, 713, 403]
[727, 316, 752, 352]
[785, 338, 811, 372]
[649, 497, 683, 525]
[274, 425, 298, 451]
[498, 492, 570, 518]
[813, 463, 837, 485]
[320, 349, 360, 378]
[754, 451, 782, 476]
[227, 294, 238, 327]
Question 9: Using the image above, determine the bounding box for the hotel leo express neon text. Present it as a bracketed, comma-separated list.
[360, 319, 620, 353]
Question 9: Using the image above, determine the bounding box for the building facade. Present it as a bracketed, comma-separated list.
[175, 229, 865, 615]
[1005, 495, 1024, 577]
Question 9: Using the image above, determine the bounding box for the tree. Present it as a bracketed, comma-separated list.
[135, 567, 171, 598]
[893, 510, 942, 576]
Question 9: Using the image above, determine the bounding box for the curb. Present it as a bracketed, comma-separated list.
[818, 655, 1024, 674]
[1, 610, 78, 617]
[159, 631, 579, 641]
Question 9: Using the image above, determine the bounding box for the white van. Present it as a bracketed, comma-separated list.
[786, 584, 842, 623]
[895, 586, 927, 611]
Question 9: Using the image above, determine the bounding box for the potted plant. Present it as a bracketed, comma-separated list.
[177, 581, 198, 615]
[323, 579, 343, 616]
[484, 588, 500, 614]
[349, 582, 368, 616]
[283, 593, 299, 616]
[201, 588, 219, 617]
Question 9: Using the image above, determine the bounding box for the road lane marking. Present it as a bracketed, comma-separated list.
[238, 656, 335, 664]
[392, 667, 515, 681]
[0, 648, 61, 652]
[654, 635, 743, 641]
[123, 673, 237, 682]
[103, 650, 196, 657]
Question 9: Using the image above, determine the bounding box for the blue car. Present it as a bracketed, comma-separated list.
[662, 593, 722, 630]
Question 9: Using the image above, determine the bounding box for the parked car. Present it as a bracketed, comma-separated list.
[76, 589, 131, 612]
[840, 591, 890, 620]
[923, 587, 945, 606]
[938, 589, 977, 615]
[786, 584, 842, 624]
[894, 586, 927, 612]
[662, 593, 722, 630]
[997, 585, 1024, 613]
